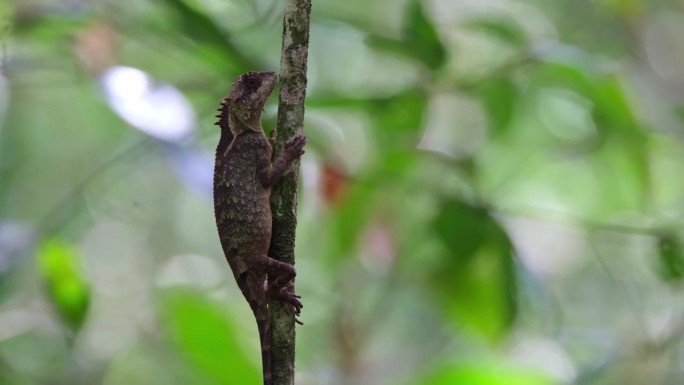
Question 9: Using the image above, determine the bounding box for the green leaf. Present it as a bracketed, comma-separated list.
[366, 0, 446, 69]
[327, 182, 378, 265]
[530, 59, 650, 211]
[592, 77, 649, 211]
[103, 344, 190, 385]
[403, 0, 447, 69]
[674, 106, 684, 122]
[160, 0, 255, 71]
[657, 234, 684, 282]
[308, 89, 428, 147]
[365, 34, 418, 62]
[430, 200, 517, 340]
[532, 57, 645, 143]
[0, 331, 69, 382]
[589, 78, 648, 210]
[38, 239, 91, 331]
[477, 78, 518, 136]
[591, 75, 640, 132]
[463, 17, 528, 47]
[326, 152, 417, 267]
[12, 13, 86, 40]
[159, 290, 260, 385]
[162, 0, 227, 46]
[0, 364, 28, 385]
[370, 89, 428, 145]
[531, 60, 595, 97]
[415, 363, 555, 385]
[433, 201, 491, 261]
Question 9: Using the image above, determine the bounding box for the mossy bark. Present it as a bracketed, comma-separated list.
[268, 0, 312, 384]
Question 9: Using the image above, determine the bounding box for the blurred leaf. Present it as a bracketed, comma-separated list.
[12, 5, 87, 40]
[476, 78, 518, 136]
[309, 89, 427, 146]
[433, 201, 490, 261]
[403, 0, 446, 69]
[160, 0, 255, 71]
[162, 0, 227, 46]
[672, 104, 684, 120]
[365, 35, 418, 61]
[38, 239, 90, 331]
[328, 182, 377, 266]
[0, 332, 69, 382]
[370, 89, 427, 145]
[321, 162, 350, 206]
[463, 17, 528, 47]
[103, 344, 191, 385]
[591, 75, 640, 133]
[598, 0, 643, 17]
[430, 200, 516, 339]
[415, 363, 555, 385]
[159, 290, 260, 385]
[532, 58, 645, 142]
[326, 152, 417, 267]
[657, 234, 684, 282]
[0, 358, 30, 385]
[366, 0, 446, 69]
[590, 77, 649, 210]
[530, 59, 649, 210]
[531, 60, 594, 97]
[590, 140, 647, 212]
[0, 223, 34, 305]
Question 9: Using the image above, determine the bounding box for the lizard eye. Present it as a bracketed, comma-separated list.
[245, 77, 260, 88]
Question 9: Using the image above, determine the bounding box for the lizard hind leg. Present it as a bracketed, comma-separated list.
[254, 255, 303, 316]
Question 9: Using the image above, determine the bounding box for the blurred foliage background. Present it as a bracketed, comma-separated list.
[1, 0, 684, 384]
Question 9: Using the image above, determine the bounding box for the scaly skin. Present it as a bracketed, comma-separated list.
[213, 71, 305, 385]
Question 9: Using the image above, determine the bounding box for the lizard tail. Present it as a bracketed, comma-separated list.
[257, 315, 273, 385]
[235, 268, 273, 385]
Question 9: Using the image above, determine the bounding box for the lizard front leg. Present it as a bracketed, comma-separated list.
[258, 134, 306, 188]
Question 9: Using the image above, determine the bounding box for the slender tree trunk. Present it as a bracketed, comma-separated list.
[268, 0, 312, 384]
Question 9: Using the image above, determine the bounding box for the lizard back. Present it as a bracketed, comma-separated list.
[214, 131, 273, 272]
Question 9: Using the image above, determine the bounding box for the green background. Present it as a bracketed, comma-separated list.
[1, 0, 684, 384]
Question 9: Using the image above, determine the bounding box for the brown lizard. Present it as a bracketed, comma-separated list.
[213, 71, 305, 385]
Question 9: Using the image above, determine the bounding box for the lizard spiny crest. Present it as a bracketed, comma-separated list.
[215, 71, 276, 132]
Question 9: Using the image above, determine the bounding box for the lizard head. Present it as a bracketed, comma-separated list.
[223, 71, 277, 136]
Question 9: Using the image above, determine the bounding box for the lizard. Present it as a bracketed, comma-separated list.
[213, 71, 305, 385]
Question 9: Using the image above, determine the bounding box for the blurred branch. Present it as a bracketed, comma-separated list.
[498, 205, 663, 237]
[268, 0, 312, 384]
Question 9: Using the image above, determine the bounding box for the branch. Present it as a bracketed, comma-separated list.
[268, 0, 312, 384]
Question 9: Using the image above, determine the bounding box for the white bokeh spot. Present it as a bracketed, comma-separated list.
[101, 66, 195, 142]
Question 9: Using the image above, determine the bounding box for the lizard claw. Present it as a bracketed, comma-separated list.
[282, 291, 303, 315]
[268, 283, 303, 316]
[284, 134, 306, 160]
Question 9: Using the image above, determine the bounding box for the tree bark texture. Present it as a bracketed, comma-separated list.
[268, 0, 312, 384]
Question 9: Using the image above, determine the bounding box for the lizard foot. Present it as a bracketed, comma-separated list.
[269, 283, 303, 318]
[284, 134, 306, 161]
